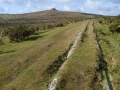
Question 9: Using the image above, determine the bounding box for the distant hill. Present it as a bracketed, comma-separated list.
[0, 8, 103, 24]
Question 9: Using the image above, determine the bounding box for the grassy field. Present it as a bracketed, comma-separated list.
[56, 21, 102, 90]
[0, 20, 89, 90]
[1, 17, 120, 90]
[94, 19, 120, 90]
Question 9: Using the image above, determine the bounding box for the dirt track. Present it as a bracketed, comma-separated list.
[49, 20, 114, 90]
[48, 21, 89, 90]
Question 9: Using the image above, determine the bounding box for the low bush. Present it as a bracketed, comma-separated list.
[99, 21, 102, 23]
[109, 24, 119, 33]
[8, 25, 31, 42]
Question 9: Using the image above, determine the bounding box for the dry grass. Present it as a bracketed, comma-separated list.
[0, 9, 96, 24]
[0, 20, 89, 90]
[56, 21, 102, 90]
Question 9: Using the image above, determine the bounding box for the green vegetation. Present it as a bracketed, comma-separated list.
[44, 50, 67, 75]
[103, 16, 120, 33]
[56, 21, 102, 90]
[94, 17, 120, 89]
[0, 9, 96, 25]
[0, 39, 4, 45]
[8, 25, 32, 42]
[0, 20, 89, 90]
[1, 9, 120, 89]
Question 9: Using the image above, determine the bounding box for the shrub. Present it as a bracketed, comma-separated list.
[0, 39, 4, 45]
[55, 23, 64, 27]
[116, 27, 120, 33]
[58, 23, 64, 27]
[109, 24, 119, 33]
[28, 27, 36, 34]
[36, 27, 39, 31]
[2, 28, 9, 36]
[41, 25, 47, 30]
[99, 21, 102, 23]
[109, 24, 120, 33]
[8, 25, 31, 42]
[46, 24, 54, 29]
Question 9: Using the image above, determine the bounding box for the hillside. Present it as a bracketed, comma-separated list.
[0, 8, 102, 24]
[1, 9, 120, 90]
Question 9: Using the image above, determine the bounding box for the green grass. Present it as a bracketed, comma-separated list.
[56, 21, 102, 90]
[94, 20, 120, 90]
[0, 20, 89, 90]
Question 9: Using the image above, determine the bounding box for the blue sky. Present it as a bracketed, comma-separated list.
[0, 0, 120, 16]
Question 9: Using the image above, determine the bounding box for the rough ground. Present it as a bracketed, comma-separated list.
[0, 20, 115, 90]
[55, 21, 102, 90]
[0, 21, 89, 90]
[48, 21, 88, 90]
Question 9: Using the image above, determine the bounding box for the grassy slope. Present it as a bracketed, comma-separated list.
[94, 20, 120, 90]
[0, 10, 95, 20]
[0, 9, 98, 25]
[0, 21, 89, 90]
[56, 21, 102, 90]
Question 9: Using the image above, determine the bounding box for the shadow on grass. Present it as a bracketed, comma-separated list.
[0, 50, 16, 54]
[24, 35, 46, 41]
[39, 30, 51, 34]
[98, 45, 113, 90]
[105, 71, 113, 90]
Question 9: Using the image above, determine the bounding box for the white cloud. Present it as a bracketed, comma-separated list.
[18, 3, 56, 14]
[63, 5, 71, 11]
[4, 7, 9, 11]
[26, 1, 31, 7]
[19, 8, 30, 14]
[55, 0, 71, 3]
[82, 0, 120, 15]
[0, 7, 4, 12]
[0, 7, 9, 13]
[79, 7, 84, 12]
[85, 0, 101, 10]
[0, 0, 120, 15]
[106, 0, 120, 4]
[2, 0, 16, 4]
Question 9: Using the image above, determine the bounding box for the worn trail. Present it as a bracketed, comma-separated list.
[0, 21, 89, 90]
[55, 21, 101, 90]
[93, 21, 114, 90]
[48, 20, 114, 90]
[48, 22, 89, 90]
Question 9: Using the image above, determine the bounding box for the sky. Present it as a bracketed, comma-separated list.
[0, 0, 120, 16]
